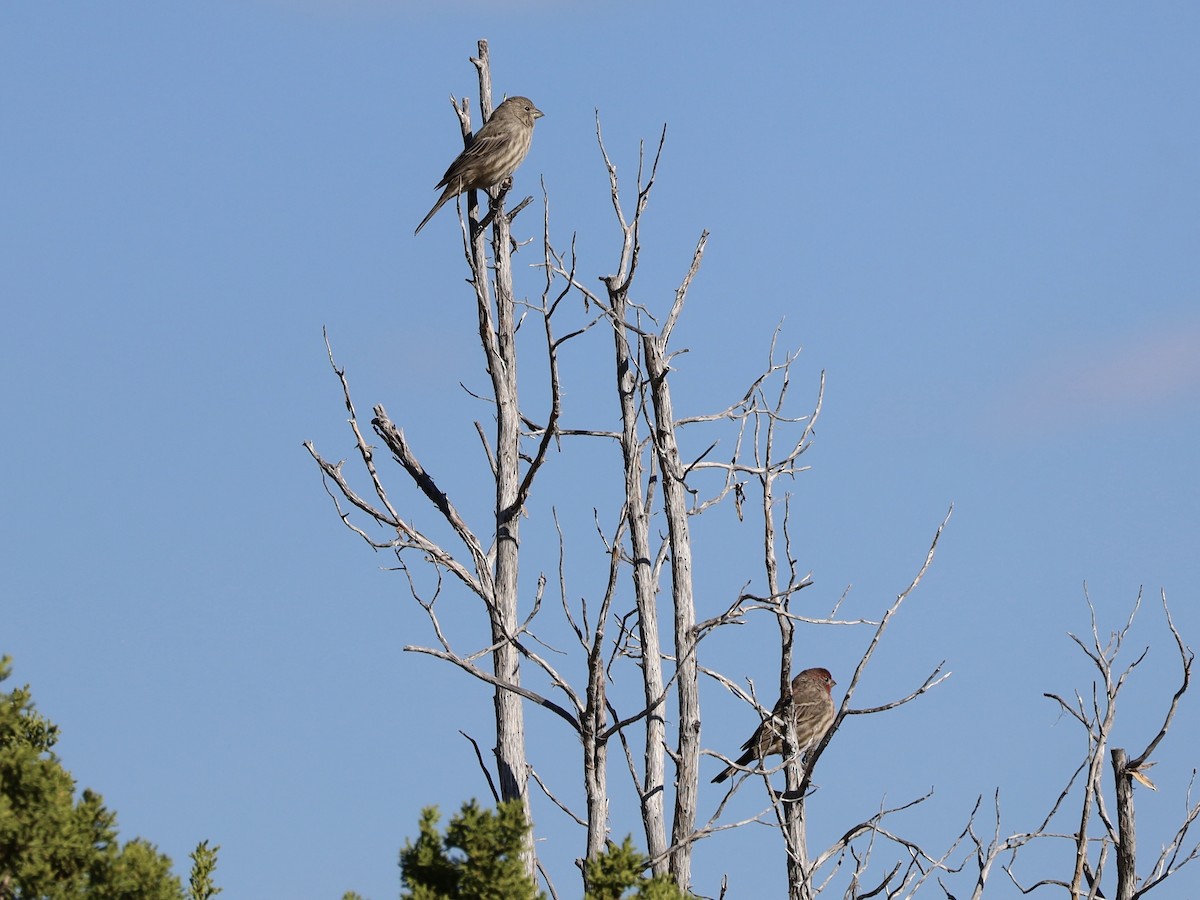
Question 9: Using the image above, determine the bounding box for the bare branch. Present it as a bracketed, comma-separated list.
[458, 730, 501, 804]
[843, 662, 952, 716]
[1128, 590, 1194, 770]
[796, 507, 954, 803]
[528, 764, 587, 828]
[404, 644, 581, 732]
[371, 406, 491, 580]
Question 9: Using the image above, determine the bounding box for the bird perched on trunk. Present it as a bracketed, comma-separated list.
[711, 667, 836, 784]
[414, 95, 544, 235]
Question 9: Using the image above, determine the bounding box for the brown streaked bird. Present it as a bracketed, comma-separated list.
[711, 667, 836, 784]
[414, 95, 544, 235]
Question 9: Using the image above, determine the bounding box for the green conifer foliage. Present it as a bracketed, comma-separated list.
[400, 800, 542, 900]
[0, 656, 185, 900]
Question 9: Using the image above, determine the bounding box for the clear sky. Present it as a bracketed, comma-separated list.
[3, 3, 1199, 898]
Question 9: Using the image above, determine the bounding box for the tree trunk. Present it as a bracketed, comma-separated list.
[611, 293, 668, 874]
[643, 333, 699, 890]
[463, 96, 531, 869]
[1111, 747, 1136, 900]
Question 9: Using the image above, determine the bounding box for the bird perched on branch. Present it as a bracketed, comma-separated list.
[414, 95, 544, 235]
[711, 667, 836, 784]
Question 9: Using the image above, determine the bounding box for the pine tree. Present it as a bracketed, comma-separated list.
[399, 800, 692, 900]
[0, 655, 186, 900]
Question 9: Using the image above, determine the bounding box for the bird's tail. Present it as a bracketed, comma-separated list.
[414, 198, 444, 235]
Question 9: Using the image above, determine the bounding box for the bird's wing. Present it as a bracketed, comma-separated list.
[436, 127, 516, 187]
[793, 685, 826, 717]
[740, 697, 787, 751]
[463, 129, 514, 162]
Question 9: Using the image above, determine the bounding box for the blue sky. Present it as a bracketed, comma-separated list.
[3, 3, 1199, 898]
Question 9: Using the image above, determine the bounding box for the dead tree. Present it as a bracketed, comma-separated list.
[306, 40, 551, 873]
[955, 590, 1197, 899]
[544, 124, 710, 885]
[533, 110, 960, 894]
[308, 41, 987, 898]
